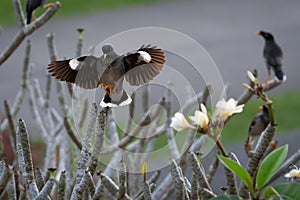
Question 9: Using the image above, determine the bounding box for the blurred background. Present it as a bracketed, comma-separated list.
[0, 0, 300, 193]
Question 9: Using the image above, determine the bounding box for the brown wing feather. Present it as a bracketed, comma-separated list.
[47, 56, 102, 89]
[124, 45, 165, 86]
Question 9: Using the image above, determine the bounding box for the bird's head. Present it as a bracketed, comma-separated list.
[256, 31, 274, 40]
[259, 105, 269, 114]
[102, 44, 114, 59]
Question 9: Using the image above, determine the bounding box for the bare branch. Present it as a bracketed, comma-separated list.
[63, 117, 82, 150]
[238, 72, 282, 105]
[101, 98, 166, 155]
[3, 100, 16, 152]
[0, 2, 61, 65]
[57, 171, 66, 200]
[0, 159, 12, 197]
[239, 124, 276, 198]
[12, 0, 25, 28]
[1, 40, 31, 132]
[35, 168, 45, 191]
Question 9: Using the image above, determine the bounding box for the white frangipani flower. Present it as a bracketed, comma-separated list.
[170, 112, 195, 131]
[285, 168, 300, 178]
[189, 104, 209, 129]
[247, 70, 256, 83]
[216, 98, 244, 120]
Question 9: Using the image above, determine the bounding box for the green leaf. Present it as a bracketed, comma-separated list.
[217, 155, 254, 196]
[210, 195, 241, 200]
[264, 183, 300, 199]
[256, 144, 288, 190]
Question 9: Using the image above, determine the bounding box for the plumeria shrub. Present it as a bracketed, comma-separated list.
[0, 3, 300, 199]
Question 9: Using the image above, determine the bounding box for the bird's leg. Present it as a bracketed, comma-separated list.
[33, 13, 37, 23]
[269, 140, 278, 150]
[247, 135, 253, 152]
[43, 3, 54, 9]
[100, 83, 114, 95]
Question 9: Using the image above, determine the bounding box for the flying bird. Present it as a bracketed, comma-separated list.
[246, 105, 270, 152]
[26, 0, 53, 24]
[48, 44, 165, 107]
[256, 31, 286, 82]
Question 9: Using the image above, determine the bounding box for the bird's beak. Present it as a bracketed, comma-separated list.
[103, 54, 107, 60]
[255, 31, 261, 35]
[259, 106, 264, 110]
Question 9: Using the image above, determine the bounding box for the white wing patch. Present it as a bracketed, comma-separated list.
[69, 59, 80, 70]
[138, 51, 151, 63]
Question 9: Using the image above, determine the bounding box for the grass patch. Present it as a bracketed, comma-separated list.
[0, 0, 163, 26]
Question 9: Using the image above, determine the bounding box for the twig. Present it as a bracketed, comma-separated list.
[88, 109, 107, 175]
[100, 173, 119, 198]
[71, 171, 90, 200]
[6, 168, 17, 200]
[191, 173, 198, 200]
[0, 2, 61, 65]
[86, 171, 96, 196]
[224, 166, 238, 195]
[207, 155, 219, 184]
[125, 92, 135, 136]
[239, 124, 276, 198]
[188, 152, 212, 193]
[118, 160, 128, 199]
[78, 98, 89, 129]
[27, 85, 48, 141]
[12, 0, 25, 28]
[75, 103, 97, 184]
[35, 168, 45, 191]
[56, 82, 68, 116]
[63, 117, 82, 150]
[166, 86, 180, 158]
[170, 159, 190, 200]
[35, 175, 55, 200]
[16, 119, 39, 199]
[92, 176, 104, 200]
[0, 159, 12, 197]
[57, 171, 66, 200]
[238, 74, 281, 105]
[101, 98, 165, 155]
[1, 40, 31, 132]
[199, 188, 217, 199]
[31, 79, 46, 107]
[3, 100, 16, 153]
[143, 181, 152, 200]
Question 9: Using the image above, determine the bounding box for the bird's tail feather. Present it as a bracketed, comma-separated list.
[274, 69, 287, 82]
[100, 90, 132, 107]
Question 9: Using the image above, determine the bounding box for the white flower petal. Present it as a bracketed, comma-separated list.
[247, 70, 256, 82]
[215, 98, 244, 121]
[200, 103, 207, 115]
[170, 112, 194, 131]
[285, 169, 300, 178]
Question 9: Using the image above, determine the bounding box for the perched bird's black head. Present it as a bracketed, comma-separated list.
[256, 31, 274, 40]
[259, 105, 269, 115]
[102, 44, 114, 54]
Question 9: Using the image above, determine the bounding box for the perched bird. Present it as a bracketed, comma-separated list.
[48, 44, 165, 107]
[256, 31, 286, 82]
[246, 105, 270, 152]
[26, 0, 53, 24]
